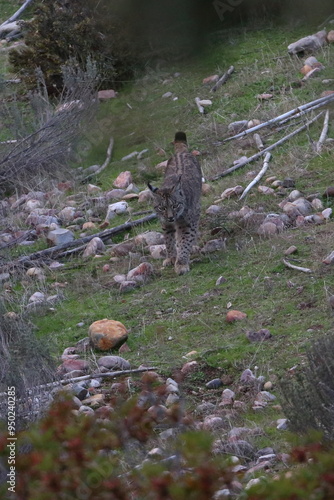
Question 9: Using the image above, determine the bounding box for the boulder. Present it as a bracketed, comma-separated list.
[89, 319, 128, 351]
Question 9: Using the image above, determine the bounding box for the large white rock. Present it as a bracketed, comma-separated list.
[105, 201, 128, 220]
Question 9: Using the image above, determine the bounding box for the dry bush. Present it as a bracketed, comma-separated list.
[280, 332, 334, 440]
[0, 60, 99, 194]
[0, 298, 57, 429]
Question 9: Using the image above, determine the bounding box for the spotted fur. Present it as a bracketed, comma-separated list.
[148, 132, 202, 275]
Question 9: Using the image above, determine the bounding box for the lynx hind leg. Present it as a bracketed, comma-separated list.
[162, 225, 177, 267]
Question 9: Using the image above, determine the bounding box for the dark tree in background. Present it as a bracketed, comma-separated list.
[8, 0, 334, 92]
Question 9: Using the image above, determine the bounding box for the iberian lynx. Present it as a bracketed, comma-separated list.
[148, 132, 202, 275]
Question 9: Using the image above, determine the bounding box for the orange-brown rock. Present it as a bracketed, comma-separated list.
[226, 310, 247, 323]
[89, 319, 128, 351]
[327, 30, 334, 43]
[300, 65, 312, 75]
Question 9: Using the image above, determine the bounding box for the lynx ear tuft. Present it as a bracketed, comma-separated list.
[147, 182, 158, 193]
[174, 131, 187, 143]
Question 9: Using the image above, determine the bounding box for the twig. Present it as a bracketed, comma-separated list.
[223, 93, 334, 143]
[253, 133, 264, 150]
[195, 97, 204, 114]
[211, 65, 234, 92]
[283, 259, 312, 273]
[301, 67, 321, 82]
[239, 153, 271, 200]
[0, 367, 158, 398]
[81, 136, 114, 180]
[210, 112, 323, 181]
[0, 213, 157, 270]
[316, 109, 329, 153]
[0, 0, 35, 27]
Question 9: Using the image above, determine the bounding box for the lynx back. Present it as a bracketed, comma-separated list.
[148, 132, 202, 275]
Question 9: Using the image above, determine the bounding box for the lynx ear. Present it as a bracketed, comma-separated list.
[147, 182, 158, 193]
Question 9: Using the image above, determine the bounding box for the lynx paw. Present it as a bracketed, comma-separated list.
[175, 263, 190, 275]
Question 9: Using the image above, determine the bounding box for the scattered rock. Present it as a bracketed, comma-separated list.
[127, 262, 154, 283]
[47, 228, 74, 246]
[226, 310, 247, 322]
[105, 201, 129, 220]
[135, 231, 164, 247]
[246, 329, 272, 342]
[113, 171, 132, 189]
[98, 89, 117, 99]
[284, 245, 298, 255]
[201, 238, 227, 253]
[97, 355, 131, 371]
[89, 319, 128, 351]
[83, 237, 105, 258]
[203, 74, 219, 84]
[221, 185, 244, 200]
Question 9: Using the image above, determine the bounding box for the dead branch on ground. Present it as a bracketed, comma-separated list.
[316, 109, 330, 153]
[211, 65, 234, 92]
[239, 153, 271, 200]
[223, 93, 334, 143]
[209, 111, 323, 181]
[283, 259, 312, 273]
[0, 213, 157, 271]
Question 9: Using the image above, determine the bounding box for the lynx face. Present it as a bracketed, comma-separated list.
[150, 185, 185, 224]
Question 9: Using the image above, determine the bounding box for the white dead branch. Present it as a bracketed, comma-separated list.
[253, 133, 264, 150]
[223, 93, 334, 143]
[0, 0, 34, 28]
[239, 153, 271, 200]
[81, 136, 114, 180]
[0, 367, 158, 398]
[195, 97, 205, 114]
[210, 111, 323, 180]
[211, 65, 234, 92]
[283, 259, 312, 273]
[316, 109, 330, 153]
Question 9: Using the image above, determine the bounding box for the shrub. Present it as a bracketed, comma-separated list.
[279, 333, 334, 440]
[0, 61, 98, 193]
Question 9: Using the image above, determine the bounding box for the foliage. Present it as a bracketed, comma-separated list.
[8, 0, 140, 91]
[0, 381, 234, 500]
[279, 333, 334, 440]
[247, 440, 334, 500]
[0, 301, 56, 429]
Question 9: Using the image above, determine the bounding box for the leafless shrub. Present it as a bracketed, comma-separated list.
[0, 59, 99, 194]
[0, 300, 57, 428]
[280, 333, 334, 440]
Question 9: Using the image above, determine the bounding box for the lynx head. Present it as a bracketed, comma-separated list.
[148, 177, 184, 223]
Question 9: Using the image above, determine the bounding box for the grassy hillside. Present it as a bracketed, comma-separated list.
[2, 11, 334, 459]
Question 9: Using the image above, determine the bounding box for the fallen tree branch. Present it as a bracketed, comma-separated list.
[1, 213, 157, 270]
[0, 0, 34, 27]
[81, 136, 114, 181]
[211, 65, 234, 92]
[0, 367, 158, 398]
[209, 111, 323, 181]
[239, 153, 271, 200]
[195, 97, 205, 114]
[316, 109, 329, 153]
[223, 93, 334, 143]
[283, 259, 312, 273]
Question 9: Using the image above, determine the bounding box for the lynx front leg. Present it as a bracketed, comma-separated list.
[175, 223, 197, 275]
[162, 224, 177, 267]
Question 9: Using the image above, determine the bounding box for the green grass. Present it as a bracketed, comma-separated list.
[2, 19, 334, 456]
